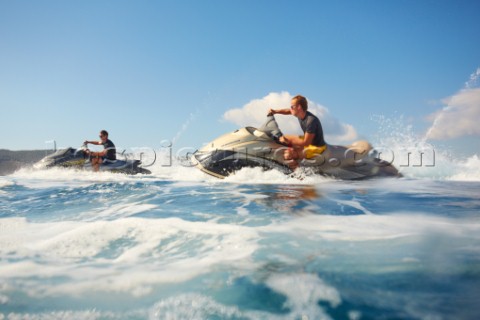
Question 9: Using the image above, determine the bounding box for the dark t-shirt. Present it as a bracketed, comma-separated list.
[102, 139, 116, 160]
[298, 111, 326, 147]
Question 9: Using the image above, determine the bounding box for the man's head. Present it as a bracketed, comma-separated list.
[291, 95, 308, 111]
[290, 95, 308, 118]
[99, 130, 109, 142]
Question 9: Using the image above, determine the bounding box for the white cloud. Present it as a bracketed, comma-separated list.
[426, 87, 480, 140]
[223, 92, 358, 143]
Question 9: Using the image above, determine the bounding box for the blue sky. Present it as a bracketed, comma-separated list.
[1, 1, 479, 155]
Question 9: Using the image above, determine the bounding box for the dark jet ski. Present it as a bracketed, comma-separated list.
[191, 115, 401, 180]
[35, 144, 151, 175]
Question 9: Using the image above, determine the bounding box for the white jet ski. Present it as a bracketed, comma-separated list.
[191, 115, 401, 180]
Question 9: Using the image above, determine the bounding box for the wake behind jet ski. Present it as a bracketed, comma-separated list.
[34, 144, 151, 175]
[191, 115, 401, 180]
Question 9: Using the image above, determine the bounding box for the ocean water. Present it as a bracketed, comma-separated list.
[1, 147, 480, 319]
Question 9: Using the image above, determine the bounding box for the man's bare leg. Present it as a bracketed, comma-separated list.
[284, 148, 300, 170]
[91, 157, 101, 172]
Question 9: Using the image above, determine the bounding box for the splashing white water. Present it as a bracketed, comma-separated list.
[371, 115, 480, 181]
[171, 111, 199, 146]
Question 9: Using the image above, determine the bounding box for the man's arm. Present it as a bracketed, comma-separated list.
[83, 140, 105, 156]
[84, 140, 102, 145]
[281, 133, 315, 147]
[268, 108, 292, 115]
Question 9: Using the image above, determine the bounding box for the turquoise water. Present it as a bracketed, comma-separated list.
[1, 161, 480, 319]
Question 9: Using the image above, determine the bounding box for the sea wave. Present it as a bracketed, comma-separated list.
[2, 163, 479, 318]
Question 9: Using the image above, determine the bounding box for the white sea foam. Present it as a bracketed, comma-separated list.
[447, 154, 480, 181]
[147, 274, 365, 319]
[261, 213, 480, 242]
[333, 198, 373, 215]
[0, 217, 260, 298]
[0, 178, 14, 195]
[224, 166, 333, 185]
[1, 309, 147, 320]
[150, 293, 266, 320]
[149, 162, 214, 182]
[9, 166, 141, 189]
[78, 202, 159, 221]
[266, 273, 341, 315]
[1, 211, 478, 302]
[0, 178, 14, 189]
[149, 290, 337, 320]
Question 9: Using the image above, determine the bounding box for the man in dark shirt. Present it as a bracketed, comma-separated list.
[268, 95, 326, 168]
[84, 130, 116, 172]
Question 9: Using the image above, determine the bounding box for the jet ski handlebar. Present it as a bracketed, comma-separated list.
[74, 143, 90, 157]
[257, 115, 288, 146]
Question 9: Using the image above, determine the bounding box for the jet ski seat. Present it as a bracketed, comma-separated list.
[304, 140, 374, 167]
[347, 140, 373, 154]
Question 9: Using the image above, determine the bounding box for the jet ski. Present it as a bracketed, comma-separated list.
[191, 115, 401, 180]
[35, 144, 151, 175]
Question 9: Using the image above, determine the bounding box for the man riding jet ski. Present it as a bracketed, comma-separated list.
[268, 95, 327, 170]
[191, 95, 401, 180]
[35, 130, 151, 175]
[83, 130, 117, 172]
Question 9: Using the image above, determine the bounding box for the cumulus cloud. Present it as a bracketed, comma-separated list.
[223, 92, 358, 143]
[426, 68, 480, 140]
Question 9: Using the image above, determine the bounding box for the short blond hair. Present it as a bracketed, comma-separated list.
[292, 95, 308, 111]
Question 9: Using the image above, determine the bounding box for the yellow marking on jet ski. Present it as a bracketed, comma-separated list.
[304, 145, 327, 159]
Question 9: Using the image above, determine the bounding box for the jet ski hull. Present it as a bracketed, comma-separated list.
[193, 149, 291, 179]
